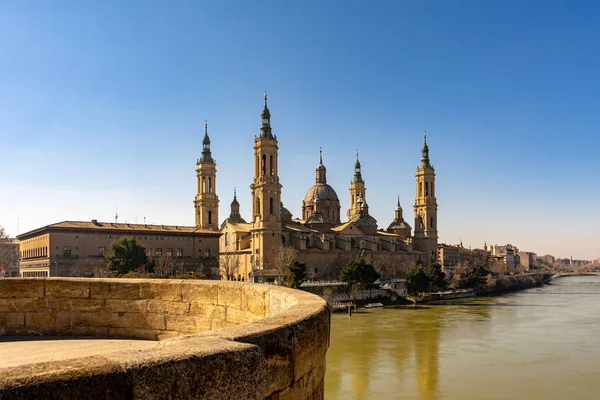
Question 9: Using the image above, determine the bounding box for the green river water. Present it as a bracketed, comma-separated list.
[324, 276, 600, 400]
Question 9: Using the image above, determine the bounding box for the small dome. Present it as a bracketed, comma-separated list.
[281, 204, 292, 224]
[306, 213, 332, 224]
[388, 220, 411, 230]
[303, 184, 339, 203]
[349, 213, 378, 227]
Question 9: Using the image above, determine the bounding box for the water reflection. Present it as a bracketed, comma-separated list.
[325, 276, 600, 400]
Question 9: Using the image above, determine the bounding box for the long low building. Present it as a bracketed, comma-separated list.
[17, 220, 220, 278]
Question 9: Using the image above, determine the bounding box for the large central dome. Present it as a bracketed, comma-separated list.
[303, 183, 339, 203]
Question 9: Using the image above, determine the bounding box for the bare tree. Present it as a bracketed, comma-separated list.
[219, 252, 240, 281]
[70, 258, 111, 277]
[269, 245, 298, 285]
[153, 254, 174, 277]
[0, 226, 18, 276]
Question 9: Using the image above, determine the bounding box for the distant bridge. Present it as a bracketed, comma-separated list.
[552, 272, 600, 278]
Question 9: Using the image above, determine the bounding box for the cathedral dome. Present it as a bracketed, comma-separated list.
[303, 183, 339, 203]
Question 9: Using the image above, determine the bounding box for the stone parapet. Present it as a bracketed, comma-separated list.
[0, 278, 330, 400]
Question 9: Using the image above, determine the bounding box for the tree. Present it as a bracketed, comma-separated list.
[269, 245, 298, 285]
[405, 265, 430, 296]
[339, 259, 380, 286]
[425, 263, 448, 292]
[287, 260, 307, 288]
[106, 237, 150, 276]
[152, 254, 174, 277]
[220, 253, 240, 281]
[0, 226, 18, 276]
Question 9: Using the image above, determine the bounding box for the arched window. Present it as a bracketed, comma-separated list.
[208, 177, 212, 193]
[225, 232, 229, 246]
[256, 198, 261, 215]
[430, 216, 434, 228]
[270, 198, 274, 214]
[262, 155, 266, 176]
[425, 182, 429, 196]
[208, 210, 212, 225]
[202, 177, 206, 193]
[419, 182, 423, 197]
[270, 155, 274, 175]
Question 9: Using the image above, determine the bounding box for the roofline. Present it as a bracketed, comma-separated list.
[17, 220, 221, 240]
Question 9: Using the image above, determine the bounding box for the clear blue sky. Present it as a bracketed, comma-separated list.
[1, 0, 599, 260]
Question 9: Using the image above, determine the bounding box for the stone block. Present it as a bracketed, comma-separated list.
[0, 280, 44, 298]
[70, 326, 110, 337]
[241, 284, 268, 317]
[25, 312, 63, 327]
[181, 280, 219, 304]
[226, 307, 262, 324]
[39, 298, 104, 312]
[46, 280, 90, 298]
[156, 330, 182, 341]
[90, 280, 141, 300]
[105, 299, 147, 313]
[189, 302, 226, 320]
[147, 300, 189, 315]
[120, 312, 165, 330]
[0, 312, 25, 327]
[140, 281, 182, 301]
[0, 298, 39, 312]
[72, 312, 117, 328]
[211, 319, 236, 330]
[165, 315, 211, 333]
[218, 284, 242, 309]
[108, 327, 137, 339]
[132, 329, 160, 341]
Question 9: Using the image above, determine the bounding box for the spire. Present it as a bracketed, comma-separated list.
[353, 150, 363, 183]
[396, 196, 402, 210]
[395, 196, 403, 219]
[199, 120, 214, 163]
[259, 91, 273, 139]
[231, 188, 239, 206]
[316, 147, 327, 184]
[228, 187, 246, 223]
[418, 131, 432, 170]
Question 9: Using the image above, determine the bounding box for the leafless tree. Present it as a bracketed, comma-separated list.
[269, 245, 298, 285]
[0, 226, 18, 276]
[70, 258, 111, 277]
[153, 255, 174, 277]
[219, 252, 240, 281]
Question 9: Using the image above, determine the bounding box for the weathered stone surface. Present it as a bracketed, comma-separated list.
[120, 312, 165, 330]
[0, 280, 44, 299]
[105, 299, 147, 313]
[0, 278, 330, 400]
[147, 300, 189, 315]
[140, 280, 182, 301]
[45, 279, 90, 298]
[90, 279, 141, 299]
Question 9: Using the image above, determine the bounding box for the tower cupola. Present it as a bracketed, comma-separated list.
[259, 92, 274, 139]
[199, 121, 214, 163]
[353, 151, 363, 183]
[418, 132, 432, 170]
[316, 147, 327, 184]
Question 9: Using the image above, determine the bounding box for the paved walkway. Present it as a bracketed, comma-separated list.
[0, 336, 158, 368]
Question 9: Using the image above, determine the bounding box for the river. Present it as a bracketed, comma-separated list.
[324, 275, 600, 400]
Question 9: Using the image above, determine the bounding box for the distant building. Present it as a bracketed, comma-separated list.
[437, 244, 472, 276]
[518, 252, 536, 270]
[488, 244, 518, 267]
[0, 239, 20, 277]
[17, 220, 220, 278]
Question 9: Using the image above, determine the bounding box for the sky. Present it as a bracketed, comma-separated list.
[1, 0, 599, 260]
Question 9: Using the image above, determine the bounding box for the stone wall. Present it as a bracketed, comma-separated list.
[0, 278, 330, 400]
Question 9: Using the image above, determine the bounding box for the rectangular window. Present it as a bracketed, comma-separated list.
[270, 198, 274, 214]
[166, 248, 173, 257]
[176, 248, 183, 258]
[146, 248, 153, 257]
[63, 246, 71, 257]
[204, 249, 210, 258]
[156, 248, 163, 257]
[98, 247, 106, 256]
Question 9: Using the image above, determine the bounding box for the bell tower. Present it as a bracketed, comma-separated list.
[347, 151, 366, 219]
[194, 121, 219, 230]
[413, 133, 438, 263]
[250, 93, 283, 269]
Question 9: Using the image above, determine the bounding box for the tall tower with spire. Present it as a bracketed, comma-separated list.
[413, 133, 438, 263]
[194, 121, 219, 231]
[250, 93, 283, 269]
[347, 151, 366, 219]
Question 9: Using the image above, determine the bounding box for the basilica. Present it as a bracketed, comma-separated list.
[194, 95, 438, 281]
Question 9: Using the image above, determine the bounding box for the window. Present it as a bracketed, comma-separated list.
[208, 177, 212, 193]
[156, 248, 163, 257]
[166, 248, 173, 257]
[430, 217, 434, 228]
[205, 249, 210, 258]
[419, 182, 423, 197]
[63, 246, 71, 257]
[98, 247, 106, 256]
[208, 210, 212, 224]
[202, 177, 206, 193]
[270, 155, 274, 175]
[425, 181, 429, 196]
[262, 155, 266, 176]
[270, 198, 274, 214]
[225, 232, 229, 246]
[176, 248, 183, 258]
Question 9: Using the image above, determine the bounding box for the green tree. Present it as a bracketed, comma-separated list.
[405, 265, 429, 296]
[425, 263, 448, 292]
[106, 237, 150, 276]
[287, 260, 307, 288]
[340, 259, 380, 286]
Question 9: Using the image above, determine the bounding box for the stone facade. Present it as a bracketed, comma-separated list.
[0, 278, 329, 399]
[17, 221, 220, 278]
[219, 97, 438, 280]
